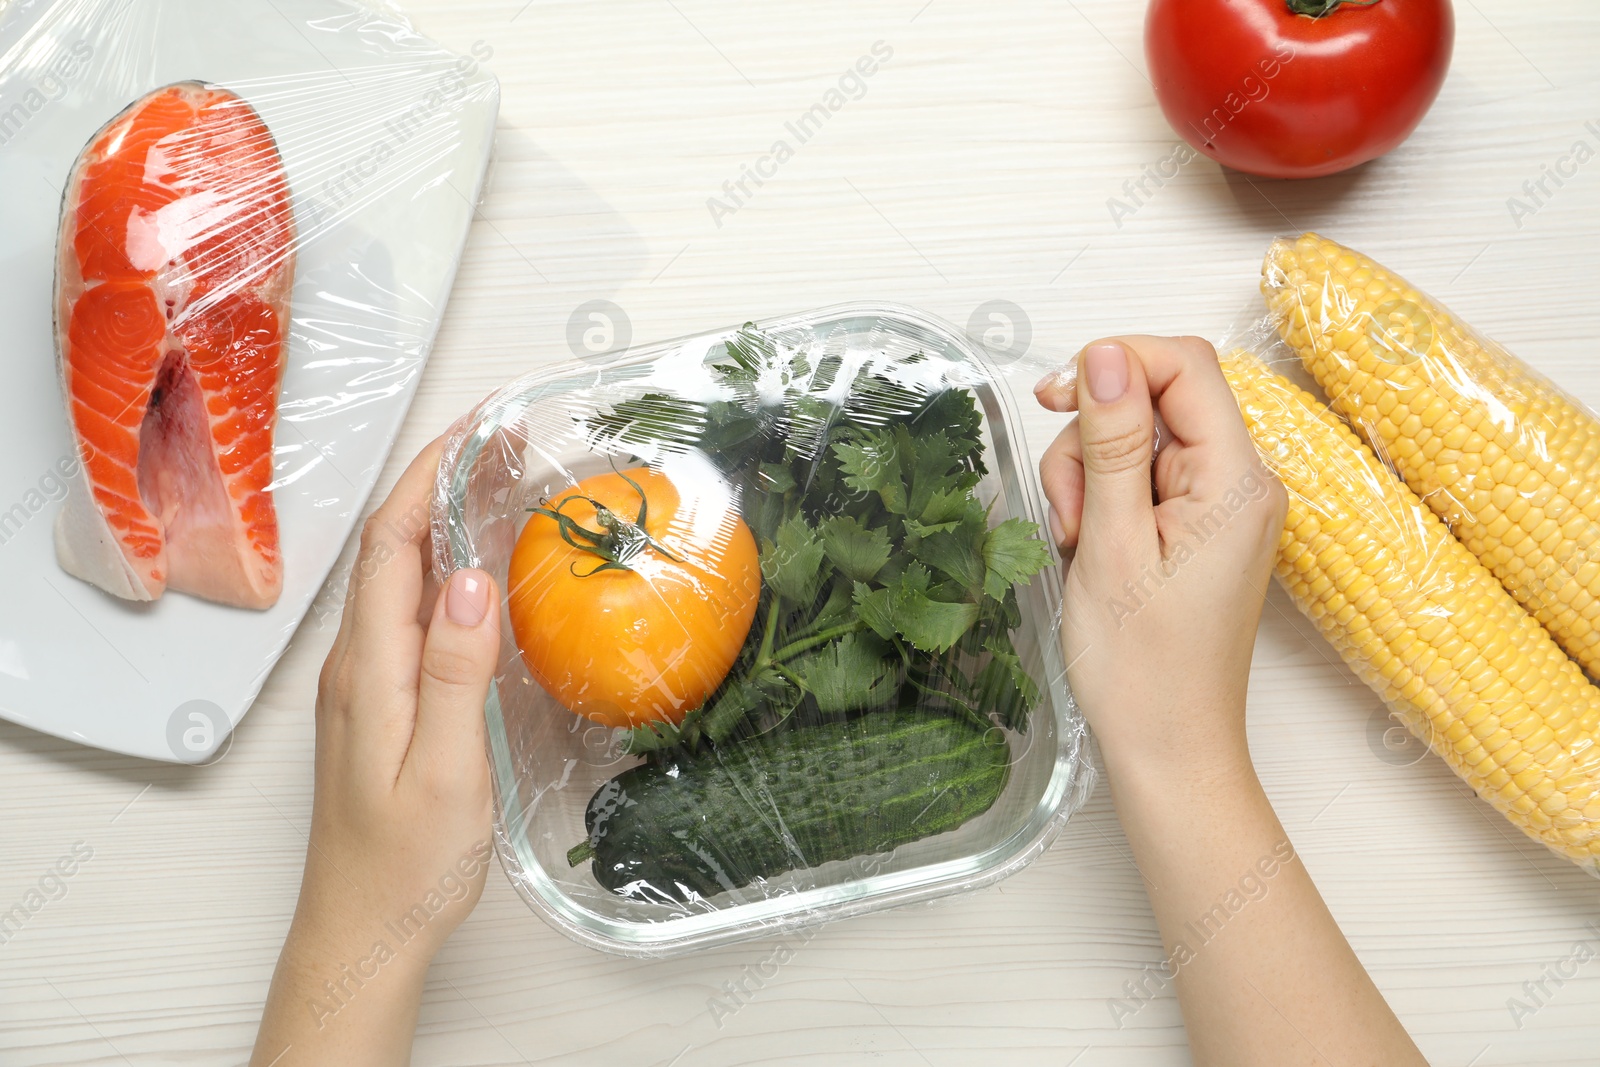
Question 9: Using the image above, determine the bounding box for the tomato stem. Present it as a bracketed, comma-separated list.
[530, 468, 681, 577]
[1285, 0, 1380, 16]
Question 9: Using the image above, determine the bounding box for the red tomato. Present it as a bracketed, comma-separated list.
[1145, 0, 1453, 179]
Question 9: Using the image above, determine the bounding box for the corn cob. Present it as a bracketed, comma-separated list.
[1222, 350, 1600, 869]
[1263, 232, 1600, 681]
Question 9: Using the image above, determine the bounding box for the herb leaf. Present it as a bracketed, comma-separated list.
[761, 515, 828, 604]
[701, 675, 767, 742]
[918, 487, 973, 527]
[974, 633, 1040, 733]
[884, 564, 981, 654]
[852, 581, 897, 644]
[982, 517, 1053, 602]
[622, 704, 706, 756]
[819, 516, 892, 582]
[834, 430, 907, 514]
[793, 634, 896, 713]
[912, 387, 986, 471]
[912, 529, 985, 596]
[906, 429, 974, 519]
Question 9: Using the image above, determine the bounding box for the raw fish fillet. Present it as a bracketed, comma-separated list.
[54, 82, 295, 609]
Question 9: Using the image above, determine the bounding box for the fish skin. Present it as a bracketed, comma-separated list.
[54, 82, 295, 610]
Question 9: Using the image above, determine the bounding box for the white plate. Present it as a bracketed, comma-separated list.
[0, 0, 498, 761]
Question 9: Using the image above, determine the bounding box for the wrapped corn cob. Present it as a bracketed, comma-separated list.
[1222, 350, 1600, 871]
[1263, 232, 1600, 681]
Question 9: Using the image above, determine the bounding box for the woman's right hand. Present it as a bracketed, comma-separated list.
[1033, 336, 1287, 782]
[1035, 336, 1426, 1067]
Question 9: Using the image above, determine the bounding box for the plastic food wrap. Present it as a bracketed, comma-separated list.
[434, 303, 1094, 955]
[1224, 233, 1600, 873]
[0, 0, 497, 760]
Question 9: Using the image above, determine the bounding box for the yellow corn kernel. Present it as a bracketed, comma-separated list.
[1223, 350, 1600, 871]
[1264, 232, 1600, 682]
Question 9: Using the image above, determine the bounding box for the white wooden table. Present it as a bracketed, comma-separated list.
[4, 1, 1599, 1063]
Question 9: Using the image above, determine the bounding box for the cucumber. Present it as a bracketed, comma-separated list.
[566, 712, 1011, 901]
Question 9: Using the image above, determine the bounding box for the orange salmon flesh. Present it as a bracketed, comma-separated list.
[54, 82, 295, 609]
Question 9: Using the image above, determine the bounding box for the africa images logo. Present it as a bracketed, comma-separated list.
[0, 39, 94, 147]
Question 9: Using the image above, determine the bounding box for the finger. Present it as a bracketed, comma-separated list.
[347, 437, 448, 682]
[416, 570, 443, 628]
[1039, 421, 1085, 549]
[1033, 362, 1077, 411]
[1043, 421, 1206, 551]
[1054, 445, 1228, 559]
[410, 567, 499, 784]
[337, 437, 450, 773]
[1037, 335, 1252, 458]
[317, 579, 358, 727]
[316, 438, 444, 743]
[1075, 341, 1159, 555]
[417, 520, 443, 627]
[1153, 430, 1197, 501]
[317, 536, 371, 706]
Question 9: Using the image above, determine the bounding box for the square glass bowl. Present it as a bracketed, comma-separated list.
[433, 302, 1092, 956]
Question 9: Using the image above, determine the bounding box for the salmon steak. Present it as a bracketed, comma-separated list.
[54, 82, 295, 609]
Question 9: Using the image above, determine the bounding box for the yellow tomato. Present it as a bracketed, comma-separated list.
[507, 466, 760, 729]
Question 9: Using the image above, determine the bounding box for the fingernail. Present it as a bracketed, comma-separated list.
[446, 569, 491, 627]
[1033, 370, 1058, 394]
[1049, 508, 1066, 547]
[1083, 343, 1128, 403]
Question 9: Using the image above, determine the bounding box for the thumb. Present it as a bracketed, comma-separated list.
[1075, 341, 1157, 550]
[412, 567, 499, 773]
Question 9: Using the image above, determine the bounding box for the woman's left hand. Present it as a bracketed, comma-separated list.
[252, 437, 502, 1067]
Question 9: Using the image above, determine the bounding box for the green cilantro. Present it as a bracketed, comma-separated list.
[835, 430, 907, 514]
[761, 514, 828, 604]
[792, 633, 896, 713]
[852, 580, 897, 643]
[982, 517, 1055, 603]
[973, 633, 1041, 733]
[600, 322, 1054, 759]
[819, 516, 892, 582]
[917, 487, 975, 527]
[911, 527, 985, 597]
[879, 564, 981, 654]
